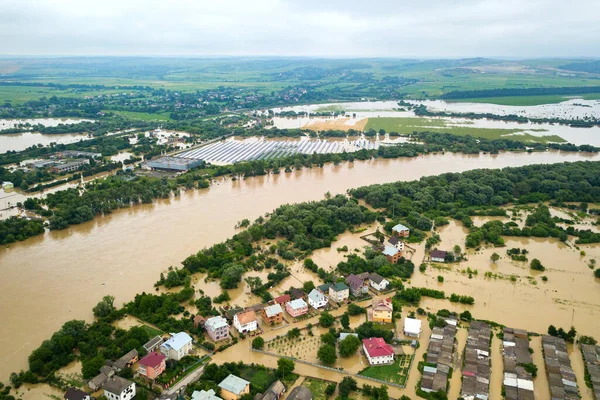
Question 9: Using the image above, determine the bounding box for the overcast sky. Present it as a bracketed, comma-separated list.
[2, 0, 599, 58]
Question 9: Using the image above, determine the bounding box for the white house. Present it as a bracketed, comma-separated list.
[369, 273, 390, 291]
[233, 310, 258, 334]
[362, 337, 395, 365]
[430, 250, 447, 263]
[403, 318, 422, 338]
[160, 332, 193, 360]
[103, 376, 135, 400]
[307, 289, 328, 309]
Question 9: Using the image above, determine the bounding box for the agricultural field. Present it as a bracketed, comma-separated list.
[108, 110, 173, 121]
[448, 93, 600, 106]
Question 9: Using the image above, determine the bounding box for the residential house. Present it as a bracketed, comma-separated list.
[2, 181, 14, 190]
[225, 307, 244, 322]
[192, 389, 222, 400]
[371, 298, 393, 323]
[286, 387, 312, 400]
[369, 273, 390, 291]
[392, 223, 410, 237]
[143, 336, 163, 353]
[113, 349, 138, 371]
[233, 310, 258, 334]
[138, 352, 166, 380]
[88, 366, 115, 391]
[404, 318, 422, 338]
[317, 283, 332, 293]
[346, 274, 369, 297]
[289, 287, 304, 300]
[362, 337, 395, 365]
[218, 374, 251, 400]
[103, 376, 135, 400]
[387, 236, 405, 251]
[64, 388, 90, 400]
[430, 250, 447, 263]
[273, 295, 290, 305]
[194, 315, 207, 328]
[254, 380, 286, 400]
[382, 245, 402, 264]
[261, 304, 284, 325]
[307, 289, 328, 309]
[205, 316, 230, 342]
[285, 298, 309, 318]
[329, 282, 350, 303]
[160, 332, 193, 360]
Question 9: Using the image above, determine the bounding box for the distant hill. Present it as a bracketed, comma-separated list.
[559, 60, 600, 74]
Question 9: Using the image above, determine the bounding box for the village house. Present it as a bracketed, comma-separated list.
[137, 352, 166, 380]
[112, 349, 138, 371]
[143, 336, 163, 353]
[285, 298, 308, 318]
[317, 283, 332, 293]
[308, 289, 328, 309]
[192, 389, 222, 400]
[218, 374, 251, 400]
[392, 223, 410, 237]
[404, 317, 422, 338]
[382, 245, 402, 264]
[362, 337, 395, 365]
[346, 274, 369, 297]
[286, 387, 313, 400]
[205, 316, 230, 342]
[273, 294, 290, 305]
[64, 388, 91, 400]
[160, 332, 193, 360]
[430, 250, 447, 263]
[194, 315, 207, 328]
[371, 298, 393, 323]
[387, 235, 405, 251]
[233, 310, 258, 334]
[254, 380, 286, 400]
[329, 282, 350, 303]
[261, 304, 284, 324]
[103, 376, 135, 400]
[289, 287, 304, 300]
[369, 273, 390, 291]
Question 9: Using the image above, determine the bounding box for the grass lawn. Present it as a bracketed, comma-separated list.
[359, 354, 413, 385]
[140, 324, 163, 337]
[109, 110, 173, 121]
[238, 366, 299, 393]
[302, 377, 333, 400]
[364, 117, 566, 143]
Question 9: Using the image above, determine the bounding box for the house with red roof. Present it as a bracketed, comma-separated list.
[362, 337, 395, 365]
[274, 294, 291, 305]
[138, 351, 166, 380]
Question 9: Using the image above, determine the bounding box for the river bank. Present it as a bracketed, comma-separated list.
[1, 151, 600, 382]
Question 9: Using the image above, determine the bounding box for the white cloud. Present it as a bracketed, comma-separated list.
[1, 0, 599, 57]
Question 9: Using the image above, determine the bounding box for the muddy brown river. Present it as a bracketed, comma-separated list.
[1, 151, 600, 382]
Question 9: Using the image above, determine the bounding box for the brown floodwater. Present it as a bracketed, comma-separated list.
[1, 151, 600, 383]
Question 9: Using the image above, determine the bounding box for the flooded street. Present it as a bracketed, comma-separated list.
[1, 151, 600, 382]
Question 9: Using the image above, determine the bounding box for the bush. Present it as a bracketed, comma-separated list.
[252, 337, 265, 350]
[437, 275, 444, 283]
[317, 344, 337, 365]
[530, 258, 545, 271]
[319, 312, 335, 328]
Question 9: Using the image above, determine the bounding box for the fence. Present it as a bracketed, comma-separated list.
[251, 348, 409, 389]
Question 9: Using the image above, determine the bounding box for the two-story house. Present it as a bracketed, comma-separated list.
[138, 352, 166, 380]
[205, 316, 230, 342]
[103, 376, 136, 400]
[307, 289, 328, 309]
[371, 298, 393, 323]
[362, 337, 395, 365]
[329, 282, 350, 303]
[160, 332, 193, 361]
[233, 310, 258, 334]
[392, 223, 410, 237]
[382, 245, 402, 264]
[346, 274, 369, 297]
[261, 304, 283, 325]
[285, 298, 308, 318]
[64, 388, 91, 400]
[369, 273, 390, 291]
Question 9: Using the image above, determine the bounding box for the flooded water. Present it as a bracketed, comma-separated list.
[2, 151, 600, 382]
[0, 118, 93, 152]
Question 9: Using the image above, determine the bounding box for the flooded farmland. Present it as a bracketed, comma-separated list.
[1, 150, 600, 384]
[0, 118, 93, 152]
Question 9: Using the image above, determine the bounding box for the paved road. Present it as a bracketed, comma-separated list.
[165, 364, 206, 395]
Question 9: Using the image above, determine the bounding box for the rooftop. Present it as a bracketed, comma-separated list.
[287, 298, 308, 310]
[369, 272, 386, 284]
[205, 316, 228, 330]
[346, 274, 364, 289]
[218, 374, 250, 395]
[388, 236, 399, 245]
[64, 387, 89, 400]
[143, 336, 163, 351]
[286, 386, 313, 400]
[139, 351, 166, 368]
[192, 389, 222, 400]
[235, 310, 257, 325]
[404, 318, 422, 335]
[392, 223, 409, 232]
[382, 245, 399, 257]
[263, 304, 283, 318]
[162, 332, 193, 351]
[308, 289, 326, 302]
[331, 282, 349, 292]
[147, 156, 201, 167]
[274, 294, 290, 304]
[103, 376, 133, 395]
[430, 249, 447, 259]
[363, 337, 394, 358]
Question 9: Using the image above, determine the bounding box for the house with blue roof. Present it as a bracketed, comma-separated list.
[392, 223, 410, 237]
[160, 332, 193, 360]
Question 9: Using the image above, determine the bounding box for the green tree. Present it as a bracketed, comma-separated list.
[317, 344, 337, 365]
[319, 311, 335, 328]
[277, 358, 295, 377]
[92, 295, 115, 318]
[490, 252, 500, 262]
[303, 281, 315, 293]
[252, 337, 264, 350]
[245, 276, 263, 293]
[287, 328, 301, 339]
[339, 335, 361, 357]
[347, 303, 365, 315]
[82, 354, 105, 379]
[595, 268, 600, 278]
[530, 258, 545, 271]
[340, 313, 350, 330]
[338, 377, 358, 399]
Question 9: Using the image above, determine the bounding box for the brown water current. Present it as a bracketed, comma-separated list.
[1, 151, 600, 382]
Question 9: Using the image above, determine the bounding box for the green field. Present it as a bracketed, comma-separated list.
[109, 110, 173, 121]
[359, 354, 413, 385]
[449, 93, 600, 106]
[364, 117, 566, 143]
[302, 377, 333, 400]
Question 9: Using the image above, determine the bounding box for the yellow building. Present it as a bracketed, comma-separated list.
[218, 374, 250, 400]
[372, 298, 393, 323]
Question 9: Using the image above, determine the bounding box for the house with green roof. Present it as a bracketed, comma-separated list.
[329, 282, 349, 303]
